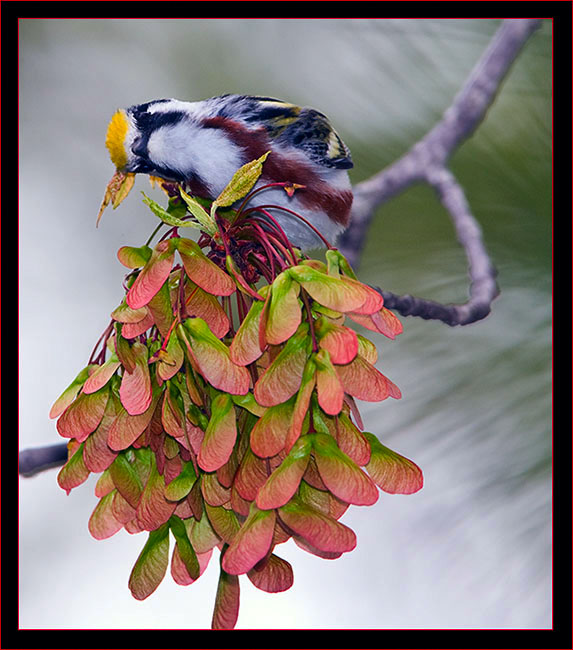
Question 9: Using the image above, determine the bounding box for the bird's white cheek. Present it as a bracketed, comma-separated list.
[147, 122, 244, 194]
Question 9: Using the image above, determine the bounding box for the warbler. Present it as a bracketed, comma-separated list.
[104, 94, 354, 249]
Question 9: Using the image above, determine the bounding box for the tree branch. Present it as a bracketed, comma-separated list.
[19, 443, 69, 477]
[339, 18, 542, 326]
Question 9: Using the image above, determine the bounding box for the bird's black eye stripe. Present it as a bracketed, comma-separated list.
[131, 99, 171, 113]
[128, 107, 189, 166]
[133, 109, 188, 132]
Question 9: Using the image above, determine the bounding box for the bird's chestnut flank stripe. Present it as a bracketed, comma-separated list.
[201, 115, 353, 227]
[56, 102, 421, 630]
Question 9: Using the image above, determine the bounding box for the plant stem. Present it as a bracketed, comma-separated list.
[88, 320, 114, 365]
[145, 221, 165, 247]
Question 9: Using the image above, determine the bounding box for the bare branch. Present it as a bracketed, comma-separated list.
[339, 18, 543, 326]
[19, 443, 69, 477]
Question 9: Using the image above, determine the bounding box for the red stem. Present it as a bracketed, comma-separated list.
[250, 220, 287, 278]
[88, 320, 114, 365]
[233, 181, 297, 222]
[246, 203, 334, 250]
[245, 209, 298, 265]
[241, 221, 280, 277]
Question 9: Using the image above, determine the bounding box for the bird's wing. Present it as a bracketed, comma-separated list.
[273, 106, 353, 170]
[220, 96, 353, 170]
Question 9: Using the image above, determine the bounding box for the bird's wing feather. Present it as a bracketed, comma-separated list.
[275, 107, 353, 170]
[216, 96, 353, 170]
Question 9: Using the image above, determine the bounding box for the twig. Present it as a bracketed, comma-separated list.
[339, 18, 542, 326]
[19, 444, 69, 477]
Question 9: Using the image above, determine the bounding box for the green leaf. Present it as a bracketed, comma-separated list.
[229, 291, 267, 366]
[177, 238, 236, 297]
[285, 357, 316, 451]
[278, 498, 356, 553]
[287, 265, 367, 313]
[88, 490, 123, 540]
[164, 460, 197, 501]
[264, 271, 302, 346]
[310, 433, 379, 506]
[55, 386, 109, 442]
[356, 333, 378, 364]
[221, 503, 276, 575]
[171, 543, 212, 586]
[119, 341, 152, 415]
[256, 436, 312, 510]
[126, 238, 176, 310]
[110, 301, 149, 324]
[253, 323, 311, 407]
[314, 349, 344, 416]
[250, 397, 294, 458]
[136, 454, 177, 531]
[49, 365, 94, 419]
[231, 392, 267, 417]
[142, 192, 197, 228]
[325, 249, 341, 277]
[185, 282, 230, 339]
[57, 442, 89, 494]
[211, 559, 240, 630]
[179, 188, 218, 235]
[204, 503, 241, 544]
[128, 523, 170, 600]
[189, 505, 222, 554]
[364, 432, 423, 494]
[198, 392, 237, 472]
[117, 244, 152, 269]
[328, 249, 357, 280]
[288, 264, 382, 314]
[178, 318, 250, 395]
[113, 323, 137, 373]
[147, 280, 174, 338]
[211, 151, 270, 218]
[247, 553, 294, 593]
[335, 355, 401, 402]
[156, 332, 185, 382]
[109, 452, 143, 509]
[169, 515, 200, 580]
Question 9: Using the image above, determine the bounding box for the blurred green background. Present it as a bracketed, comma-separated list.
[19, 19, 551, 629]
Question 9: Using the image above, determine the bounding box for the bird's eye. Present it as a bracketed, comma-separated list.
[131, 137, 147, 158]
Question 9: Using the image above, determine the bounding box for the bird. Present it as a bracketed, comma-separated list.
[104, 94, 354, 249]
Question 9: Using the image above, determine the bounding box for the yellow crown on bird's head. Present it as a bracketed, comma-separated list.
[105, 109, 129, 169]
